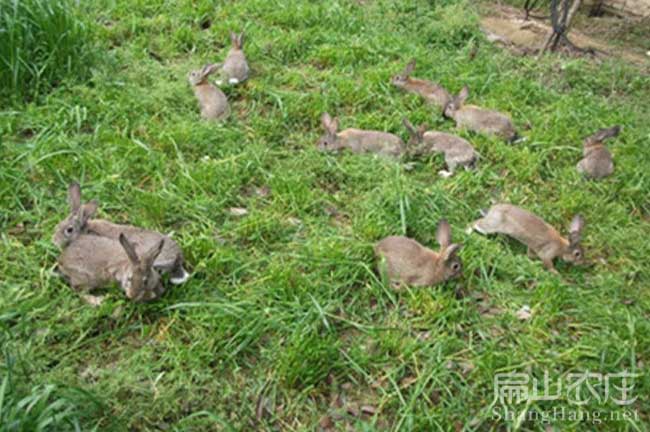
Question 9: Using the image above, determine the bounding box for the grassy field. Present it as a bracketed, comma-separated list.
[1, 0, 650, 430]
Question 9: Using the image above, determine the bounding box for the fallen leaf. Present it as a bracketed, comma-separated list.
[516, 305, 532, 321]
[459, 361, 475, 375]
[360, 405, 377, 415]
[345, 402, 359, 417]
[287, 217, 302, 226]
[622, 298, 635, 305]
[430, 389, 441, 405]
[228, 207, 248, 216]
[8, 223, 25, 235]
[400, 376, 417, 389]
[319, 415, 334, 429]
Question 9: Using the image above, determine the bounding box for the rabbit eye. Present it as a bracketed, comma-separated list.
[452, 262, 460, 271]
[65, 226, 74, 235]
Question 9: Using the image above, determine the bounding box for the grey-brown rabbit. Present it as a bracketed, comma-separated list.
[391, 59, 452, 111]
[577, 125, 620, 179]
[217, 31, 249, 86]
[403, 118, 478, 177]
[188, 64, 230, 121]
[317, 112, 404, 158]
[375, 220, 462, 287]
[58, 233, 165, 306]
[469, 204, 585, 273]
[53, 182, 189, 284]
[444, 86, 518, 142]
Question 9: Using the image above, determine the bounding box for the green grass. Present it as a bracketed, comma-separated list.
[0, 0, 95, 103]
[1, 0, 650, 430]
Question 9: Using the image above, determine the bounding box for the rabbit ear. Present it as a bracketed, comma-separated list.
[417, 124, 428, 136]
[322, 112, 337, 134]
[230, 31, 238, 46]
[68, 182, 81, 212]
[321, 112, 332, 129]
[119, 234, 140, 265]
[569, 214, 584, 246]
[587, 125, 621, 144]
[442, 244, 462, 262]
[404, 59, 416, 76]
[457, 86, 470, 105]
[143, 239, 165, 266]
[81, 200, 98, 223]
[203, 63, 220, 77]
[402, 118, 417, 136]
[330, 117, 339, 133]
[436, 219, 452, 249]
[237, 32, 245, 48]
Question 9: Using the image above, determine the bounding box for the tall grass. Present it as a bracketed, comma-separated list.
[0, 0, 94, 102]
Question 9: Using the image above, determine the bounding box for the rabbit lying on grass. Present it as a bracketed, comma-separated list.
[317, 112, 404, 159]
[577, 125, 620, 179]
[375, 220, 463, 288]
[391, 59, 451, 112]
[403, 118, 478, 177]
[444, 86, 519, 143]
[58, 233, 165, 306]
[468, 204, 585, 274]
[53, 182, 189, 284]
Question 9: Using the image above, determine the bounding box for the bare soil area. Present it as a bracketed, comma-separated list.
[480, 3, 650, 68]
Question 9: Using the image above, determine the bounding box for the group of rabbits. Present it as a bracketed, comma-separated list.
[53, 32, 623, 304]
[53, 183, 189, 305]
[314, 59, 620, 286]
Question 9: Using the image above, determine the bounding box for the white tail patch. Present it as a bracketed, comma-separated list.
[170, 268, 190, 285]
[438, 170, 454, 178]
[228, 78, 240, 84]
[82, 294, 105, 307]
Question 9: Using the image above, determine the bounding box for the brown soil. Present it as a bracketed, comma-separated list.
[480, 3, 650, 68]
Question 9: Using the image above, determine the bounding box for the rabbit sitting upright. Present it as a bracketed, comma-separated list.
[468, 204, 585, 273]
[403, 118, 478, 177]
[58, 233, 165, 306]
[577, 125, 620, 179]
[216, 31, 249, 86]
[391, 59, 452, 111]
[53, 182, 190, 284]
[444, 86, 519, 143]
[317, 112, 404, 159]
[375, 220, 463, 288]
[188, 64, 230, 121]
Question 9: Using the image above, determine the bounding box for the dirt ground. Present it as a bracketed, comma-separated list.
[479, 3, 650, 69]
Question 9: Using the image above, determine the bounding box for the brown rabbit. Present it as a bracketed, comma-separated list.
[188, 64, 230, 121]
[403, 118, 478, 177]
[375, 220, 463, 287]
[52, 182, 189, 284]
[317, 112, 404, 158]
[577, 125, 620, 179]
[469, 204, 585, 273]
[57, 233, 165, 306]
[391, 59, 452, 111]
[217, 31, 249, 86]
[444, 86, 518, 142]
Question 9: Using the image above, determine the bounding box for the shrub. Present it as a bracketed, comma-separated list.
[0, 0, 95, 102]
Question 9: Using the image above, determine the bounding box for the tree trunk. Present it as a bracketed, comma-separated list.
[541, 0, 582, 53]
